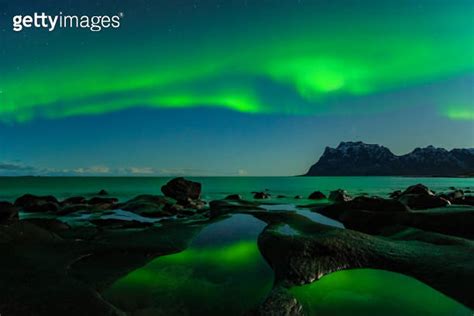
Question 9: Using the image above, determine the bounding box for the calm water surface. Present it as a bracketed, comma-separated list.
[0, 176, 471, 202]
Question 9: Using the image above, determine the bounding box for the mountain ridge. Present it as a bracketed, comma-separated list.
[305, 141, 474, 177]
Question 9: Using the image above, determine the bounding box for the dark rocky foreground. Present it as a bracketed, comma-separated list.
[0, 178, 473, 315]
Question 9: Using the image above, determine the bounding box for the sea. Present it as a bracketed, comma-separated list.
[0, 176, 472, 202]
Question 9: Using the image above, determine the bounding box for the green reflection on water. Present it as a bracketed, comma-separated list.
[103, 215, 273, 315]
[290, 269, 472, 316]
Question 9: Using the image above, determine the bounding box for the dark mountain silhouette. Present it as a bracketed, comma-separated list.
[306, 141, 474, 176]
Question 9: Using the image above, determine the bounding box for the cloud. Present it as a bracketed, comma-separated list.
[0, 162, 249, 176]
[72, 166, 111, 174]
[238, 169, 248, 176]
[0, 162, 37, 175]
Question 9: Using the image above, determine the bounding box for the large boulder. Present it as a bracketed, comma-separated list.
[0, 202, 19, 223]
[308, 191, 326, 200]
[328, 189, 352, 203]
[14, 194, 58, 207]
[14, 194, 59, 213]
[398, 194, 450, 210]
[401, 183, 434, 196]
[161, 177, 201, 202]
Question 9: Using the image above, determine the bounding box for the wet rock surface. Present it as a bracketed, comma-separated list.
[253, 211, 474, 310]
[0, 180, 473, 314]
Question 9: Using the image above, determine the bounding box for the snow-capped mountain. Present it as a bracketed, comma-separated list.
[305, 142, 474, 176]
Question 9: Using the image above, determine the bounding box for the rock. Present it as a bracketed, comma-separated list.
[294, 195, 303, 199]
[0, 221, 62, 243]
[328, 189, 352, 203]
[14, 194, 58, 207]
[452, 196, 474, 206]
[57, 204, 94, 216]
[118, 195, 176, 217]
[315, 205, 474, 239]
[182, 198, 207, 210]
[0, 202, 19, 223]
[61, 196, 86, 205]
[447, 190, 464, 201]
[255, 287, 304, 316]
[398, 194, 450, 210]
[389, 190, 402, 199]
[254, 192, 270, 199]
[401, 183, 434, 196]
[323, 196, 409, 213]
[161, 177, 201, 202]
[254, 212, 474, 309]
[225, 194, 243, 201]
[308, 191, 326, 200]
[87, 197, 118, 205]
[25, 202, 58, 213]
[14, 194, 59, 212]
[97, 189, 108, 196]
[24, 218, 70, 232]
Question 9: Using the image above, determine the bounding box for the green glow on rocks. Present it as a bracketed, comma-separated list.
[103, 214, 274, 314]
[290, 269, 471, 316]
[103, 240, 273, 315]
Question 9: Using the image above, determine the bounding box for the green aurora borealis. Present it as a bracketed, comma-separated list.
[1, 1, 473, 123]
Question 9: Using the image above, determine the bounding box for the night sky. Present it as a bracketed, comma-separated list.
[0, 0, 473, 176]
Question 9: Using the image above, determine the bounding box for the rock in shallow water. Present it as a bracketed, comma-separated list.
[225, 194, 243, 201]
[254, 192, 271, 199]
[328, 189, 352, 202]
[14, 194, 59, 213]
[308, 191, 326, 200]
[401, 183, 434, 196]
[161, 177, 201, 202]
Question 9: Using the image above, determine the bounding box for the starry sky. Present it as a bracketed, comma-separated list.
[0, 0, 473, 176]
